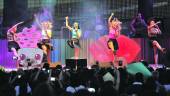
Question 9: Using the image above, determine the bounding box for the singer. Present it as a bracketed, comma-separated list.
[107, 13, 122, 63]
[65, 16, 82, 59]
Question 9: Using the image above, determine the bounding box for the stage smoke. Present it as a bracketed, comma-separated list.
[81, 0, 106, 39]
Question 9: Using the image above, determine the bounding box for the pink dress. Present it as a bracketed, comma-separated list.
[109, 27, 117, 39]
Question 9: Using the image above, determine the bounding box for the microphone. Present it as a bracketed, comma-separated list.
[156, 21, 161, 24]
[153, 21, 161, 27]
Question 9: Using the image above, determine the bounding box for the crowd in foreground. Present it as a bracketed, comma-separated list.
[0, 63, 170, 96]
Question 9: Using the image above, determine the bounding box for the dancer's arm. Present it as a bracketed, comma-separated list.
[155, 25, 162, 34]
[130, 18, 136, 32]
[108, 13, 114, 26]
[147, 21, 161, 29]
[147, 26, 153, 37]
[7, 21, 24, 33]
[12, 21, 24, 28]
[65, 16, 72, 31]
[13, 33, 18, 41]
[34, 14, 42, 29]
[7, 21, 24, 41]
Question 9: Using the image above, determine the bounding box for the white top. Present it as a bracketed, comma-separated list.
[41, 29, 51, 39]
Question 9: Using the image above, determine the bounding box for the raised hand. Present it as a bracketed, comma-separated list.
[111, 13, 114, 16]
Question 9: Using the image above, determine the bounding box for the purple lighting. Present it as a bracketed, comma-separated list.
[0, 40, 17, 69]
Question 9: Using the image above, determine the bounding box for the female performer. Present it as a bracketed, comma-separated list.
[107, 13, 122, 63]
[65, 16, 82, 59]
[35, 14, 53, 62]
[148, 19, 166, 64]
[7, 22, 23, 60]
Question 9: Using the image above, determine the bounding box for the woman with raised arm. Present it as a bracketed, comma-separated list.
[35, 14, 53, 55]
[65, 16, 82, 59]
[107, 13, 122, 63]
[7, 22, 23, 60]
[148, 19, 166, 64]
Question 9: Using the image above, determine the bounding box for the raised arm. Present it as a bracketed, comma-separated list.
[65, 16, 72, 31]
[147, 21, 161, 29]
[34, 14, 42, 29]
[8, 21, 24, 33]
[13, 21, 24, 28]
[108, 13, 114, 26]
[154, 24, 162, 34]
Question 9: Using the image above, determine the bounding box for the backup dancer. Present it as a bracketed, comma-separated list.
[7, 22, 23, 60]
[130, 13, 147, 37]
[147, 19, 166, 64]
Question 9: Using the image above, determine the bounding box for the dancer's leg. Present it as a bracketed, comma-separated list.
[108, 41, 115, 52]
[11, 47, 19, 68]
[108, 41, 118, 65]
[42, 45, 48, 55]
[152, 40, 166, 53]
[153, 46, 158, 64]
[74, 48, 80, 59]
[67, 40, 74, 48]
[11, 47, 18, 57]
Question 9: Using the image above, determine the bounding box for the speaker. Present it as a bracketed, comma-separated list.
[66, 59, 76, 69]
[76, 59, 87, 68]
[66, 59, 87, 69]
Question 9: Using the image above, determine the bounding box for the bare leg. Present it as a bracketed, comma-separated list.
[153, 46, 158, 64]
[11, 48, 19, 67]
[114, 50, 118, 67]
[153, 40, 166, 53]
[74, 48, 80, 59]
[108, 41, 115, 52]
[108, 41, 117, 64]
[114, 50, 117, 59]
[11, 47, 18, 57]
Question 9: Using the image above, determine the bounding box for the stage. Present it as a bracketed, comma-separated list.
[1, 37, 170, 70]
